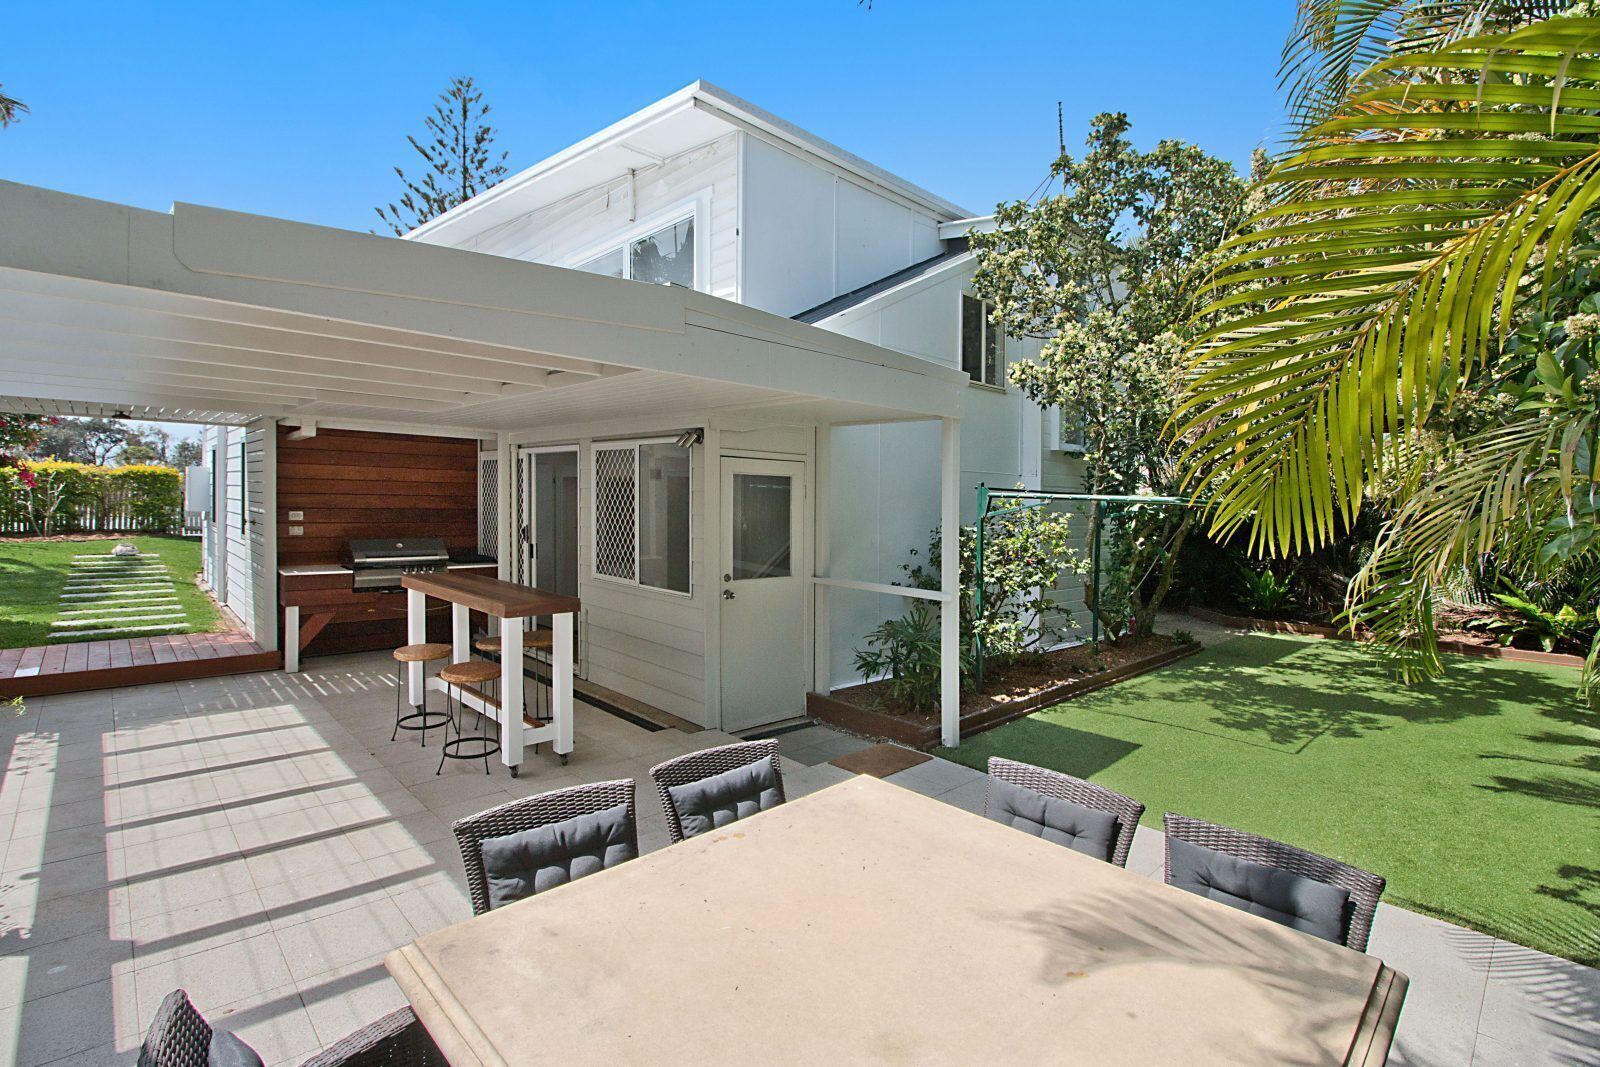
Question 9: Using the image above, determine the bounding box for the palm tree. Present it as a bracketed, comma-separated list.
[1178, 14, 1600, 684]
[0, 84, 27, 128]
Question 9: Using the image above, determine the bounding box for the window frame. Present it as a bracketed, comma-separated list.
[566, 197, 706, 291]
[959, 292, 1007, 390]
[589, 436, 694, 598]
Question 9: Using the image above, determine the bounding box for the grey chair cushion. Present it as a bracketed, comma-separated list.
[986, 777, 1121, 862]
[1167, 836, 1351, 944]
[479, 802, 636, 909]
[667, 759, 782, 839]
[208, 1029, 264, 1067]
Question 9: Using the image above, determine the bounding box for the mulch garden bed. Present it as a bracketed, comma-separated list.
[1186, 605, 1586, 668]
[807, 633, 1199, 749]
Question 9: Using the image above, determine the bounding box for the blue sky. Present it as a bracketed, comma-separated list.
[3, 1, 1293, 231]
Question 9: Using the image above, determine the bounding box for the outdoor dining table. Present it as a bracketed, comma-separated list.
[401, 570, 579, 776]
[386, 774, 1408, 1065]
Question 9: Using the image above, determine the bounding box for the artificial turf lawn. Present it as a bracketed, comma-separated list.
[937, 633, 1600, 966]
[0, 535, 223, 649]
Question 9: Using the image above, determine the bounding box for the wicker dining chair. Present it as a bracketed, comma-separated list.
[984, 757, 1145, 868]
[649, 739, 786, 843]
[1162, 813, 1386, 953]
[138, 989, 444, 1067]
[452, 779, 638, 916]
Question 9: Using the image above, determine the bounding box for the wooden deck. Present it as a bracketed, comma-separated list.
[0, 630, 281, 697]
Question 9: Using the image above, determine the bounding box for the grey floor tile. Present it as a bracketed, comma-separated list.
[1475, 940, 1600, 1066]
[0, 976, 136, 1066]
[273, 897, 417, 984]
[131, 930, 294, 1021]
[1368, 904, 1493, 1067]
[0, 926, 132, 1004]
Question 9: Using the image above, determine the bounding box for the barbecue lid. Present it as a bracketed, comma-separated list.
[342, 537, 450, 566]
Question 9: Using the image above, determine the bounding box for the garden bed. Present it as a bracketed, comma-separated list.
[807, 634, 1199, 748]
[1186, 605, 1586, 669]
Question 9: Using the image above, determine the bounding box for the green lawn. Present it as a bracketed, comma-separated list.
[0, 535, 223, 649]
[938, 633, 1600, 966]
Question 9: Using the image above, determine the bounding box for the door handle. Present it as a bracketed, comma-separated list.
[722, 589, 735, 600]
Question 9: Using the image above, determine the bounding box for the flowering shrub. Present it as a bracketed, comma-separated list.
[0, 461, 184, 534]
[0, 414, 54, 489]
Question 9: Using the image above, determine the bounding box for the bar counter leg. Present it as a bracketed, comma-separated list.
[451, 602, 469, 664]
[553, 611, 573, 765]
[406, 589, 425, 706]
[501, 615, 525, 774]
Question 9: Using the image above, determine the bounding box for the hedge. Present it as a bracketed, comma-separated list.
[0, 461, 185, 535]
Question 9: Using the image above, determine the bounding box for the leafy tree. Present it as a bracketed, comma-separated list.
[32, 417, 131, 465]
[119, 424, 173, 465]
[375, 76, 509, 235]
[171, 439, 203, 467]
[1176, 12, 1600, 690]
[968, 114, 1251, 636]
[0, 83, 26, 128]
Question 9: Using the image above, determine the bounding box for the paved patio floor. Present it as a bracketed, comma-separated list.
[0, 651, 1594, 1065]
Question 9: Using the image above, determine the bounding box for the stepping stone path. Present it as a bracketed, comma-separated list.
[49, 551, 188, 640]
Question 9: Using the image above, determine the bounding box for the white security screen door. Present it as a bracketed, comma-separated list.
[719, 456, 806, 732]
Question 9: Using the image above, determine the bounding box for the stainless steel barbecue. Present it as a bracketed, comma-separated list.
[342, 537, 450, 592]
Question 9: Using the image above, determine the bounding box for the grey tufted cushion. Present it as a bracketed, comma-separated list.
[208, 1029, 264, 1067]
[986, 777, 1121, 862]
[667, 759, 782, 839]
[480, 802, 636, 909]
[1167, 836, 1351, 944]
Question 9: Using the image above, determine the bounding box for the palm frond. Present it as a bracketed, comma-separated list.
[1280, 0, 1564, 131]
[1181, 17, 1600, 559]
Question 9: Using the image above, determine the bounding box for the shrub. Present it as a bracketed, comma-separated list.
[0, 460, 182, 534]
[851, 502, 1087, 709]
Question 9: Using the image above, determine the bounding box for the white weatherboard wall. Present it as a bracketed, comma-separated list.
[739, 136, 945, 316]
[449, 134, 740, 302]
[210, 420, 278, 651]
[546, 432, 710, 726]
[813, 258, 1084, 688]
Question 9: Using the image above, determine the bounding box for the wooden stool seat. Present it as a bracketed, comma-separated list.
[474, 631, 554, 654]
[394, 642, 452, 663]
[439, 660, 502, 686]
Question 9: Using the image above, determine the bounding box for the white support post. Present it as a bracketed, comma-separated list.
[495, 435, 514, 641]
[451, 602, 470, 665]
[406, 588, 426, 706]
[283, 605, 300, 674]
[553, 610, 574, 757]
[500, 614, 525, 771]
[813, 424, 831, 693]
[939, 417, 961, 749]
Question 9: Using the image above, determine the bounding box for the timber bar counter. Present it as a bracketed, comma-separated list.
[402, 571, 580, 776]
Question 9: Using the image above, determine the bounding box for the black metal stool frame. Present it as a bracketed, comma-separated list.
[438, 673, 502, 775]
[393, 658, 450, 745]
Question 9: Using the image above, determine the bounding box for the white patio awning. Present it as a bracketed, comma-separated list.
[0, 181, 966, 431]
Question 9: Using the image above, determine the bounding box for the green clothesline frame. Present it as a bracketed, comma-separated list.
[972, 484, 1191, 690]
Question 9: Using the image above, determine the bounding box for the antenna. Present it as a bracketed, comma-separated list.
[1057, 101, 1065, 158]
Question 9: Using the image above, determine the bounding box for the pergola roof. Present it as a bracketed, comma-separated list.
[0, 180, 966, 430]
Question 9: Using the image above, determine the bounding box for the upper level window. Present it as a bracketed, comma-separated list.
[961, 294, 1005, 388]
[576, 216, 695, 288]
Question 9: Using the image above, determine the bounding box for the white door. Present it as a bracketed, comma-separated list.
[719, 456, 806, 732]
[521, 448, 579, 598]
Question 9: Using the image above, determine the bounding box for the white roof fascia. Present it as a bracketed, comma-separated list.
[0, 181, 965, 425]
[939, 215, 997, 239]
[806, 251, 976, 329]
[407, 80, 971, 244]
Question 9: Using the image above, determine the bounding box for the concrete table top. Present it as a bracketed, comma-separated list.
[387, 775, 1406, 1065]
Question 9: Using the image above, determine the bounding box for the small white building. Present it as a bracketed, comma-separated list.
[0, 81, 1085, 743]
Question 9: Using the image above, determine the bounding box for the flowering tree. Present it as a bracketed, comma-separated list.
[0, 414, 53, 489]
[968, 114, 1252, 636]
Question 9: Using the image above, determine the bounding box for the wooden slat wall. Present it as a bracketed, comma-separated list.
[277, 426, 481, 655]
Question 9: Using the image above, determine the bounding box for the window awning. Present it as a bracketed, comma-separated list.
[0, 181, 967, 430]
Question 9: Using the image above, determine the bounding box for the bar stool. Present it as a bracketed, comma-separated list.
[473, 628, 555, 729]
[391, 643, 452, 745]
[437, 660, 502, 775]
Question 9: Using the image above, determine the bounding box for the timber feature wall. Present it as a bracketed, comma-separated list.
[277, 427, 481, 655]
